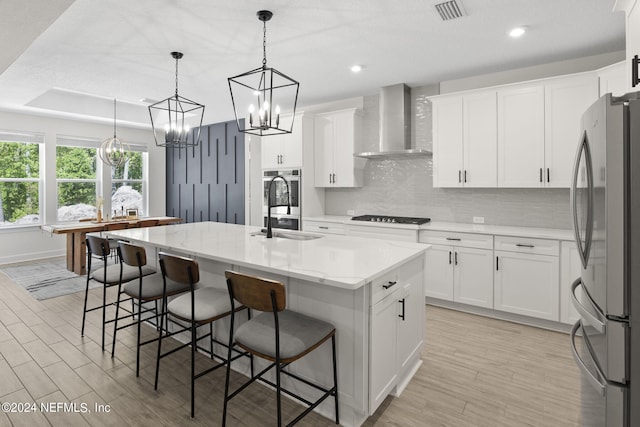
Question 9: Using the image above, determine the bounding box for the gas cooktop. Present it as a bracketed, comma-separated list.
[350, 215, 431, 225]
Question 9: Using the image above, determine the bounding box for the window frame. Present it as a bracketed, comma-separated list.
[0, 131, 44, 229]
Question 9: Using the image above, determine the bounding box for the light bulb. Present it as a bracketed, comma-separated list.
[164, 124, 170, 132]
[249, 104, 255, 113]
[275, 105, 281, 114]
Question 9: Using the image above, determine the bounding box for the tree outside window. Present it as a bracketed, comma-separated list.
[111, 150, 146, 217]
[0, 138, 41, 226]
[56, 144, 98, 221]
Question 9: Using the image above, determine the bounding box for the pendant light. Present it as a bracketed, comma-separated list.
[228, 10, 299, 137]
[148, 51, 205, 148]
[99, 98, 129, 167]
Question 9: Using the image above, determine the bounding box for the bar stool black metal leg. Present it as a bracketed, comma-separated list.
[210, 323, 214, 359]
[154, 306, 165, 390]
[101, 283, 107, 351]
[81, 274, 90, 337]
[135, 294, 143, 377]
[111, 284, 123, 357]
[276, 358, 282, 427]
[191, 322, 196, 418]
[332, 334, 339, 424]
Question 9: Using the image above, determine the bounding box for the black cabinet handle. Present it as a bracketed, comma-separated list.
[516, 243, 535, 248]
[333, 173, 336, 183]
[496, 256, 499, 271]
[382, 281, 397, 290]
[398, 298, 406, 321]
[547, 168, 550, 183]
[458, 170, 462, 183]
[446, 237, 461, 241]
[464, 170, 467, 183]
[539, 168, 543, 183]
[633, 55, 640, 88]
[454, 251, 458, 265]
[449, 251, 452, 265]
[319, 226, 329, 229]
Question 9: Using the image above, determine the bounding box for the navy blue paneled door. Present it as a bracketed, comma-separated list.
[165, 120, 245, 224]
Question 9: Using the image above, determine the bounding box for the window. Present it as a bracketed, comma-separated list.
[0, 131, 43, 227]
[56, 136, 149, 221]
[111, 147, 148, 217]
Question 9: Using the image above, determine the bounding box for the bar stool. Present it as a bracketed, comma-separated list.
[111, 241, 191, 376]
[135, 218, 160, 228]
[223, 270, 339, 427]
[155, 252, 247, 418]
[81, 235, 155, 351]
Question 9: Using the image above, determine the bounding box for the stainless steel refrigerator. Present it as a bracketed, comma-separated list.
[570, 92, 640, 426]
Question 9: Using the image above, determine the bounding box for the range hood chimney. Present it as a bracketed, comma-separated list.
[354, 83, 432, 160]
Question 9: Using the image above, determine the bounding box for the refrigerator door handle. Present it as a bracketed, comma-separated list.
[570, 321, 606, 397]
[571, 277, 606, 334]
[570, 130, 594, 269]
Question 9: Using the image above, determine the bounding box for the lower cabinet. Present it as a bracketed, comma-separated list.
[560, 240, 581, 324]
[420, 231, 494, 308]
[369, 256, 423, 414]
[494, 236, 560, 321]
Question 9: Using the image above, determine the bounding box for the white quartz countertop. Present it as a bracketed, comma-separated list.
[304, 216, 574, 240]
[105, 222, 428, 290]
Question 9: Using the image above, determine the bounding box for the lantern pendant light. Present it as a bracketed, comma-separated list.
[228, 10, 299, 137]
[148, 51, 205, 148]
[99, 98, 129, 168]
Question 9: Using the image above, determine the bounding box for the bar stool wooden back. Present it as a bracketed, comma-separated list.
[223, 270, 339, 427]
[111, 242, 190, 376]
[81, 235, 155, 351]
[156, 252, 247, 418]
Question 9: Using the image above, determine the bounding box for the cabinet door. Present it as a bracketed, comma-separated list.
[314, 114, 333, 186]
[464, 91, 497, 187]
[424, 244, 454, 300]
[560, 241, 582, 324]
[332, 109, 362, 187]
[598, 62, 627, 97]
[261, 135, 282, 169]
[544, 74, 598, 188]
[497, 84, 545, 187]
[433, 97, 463, 187]
[280, 115, 303, 168]
[397, 281, 424, 371]
[494, 250, 560, 321]
[454, 247, 494, 308]
[370, 294, 398, 414]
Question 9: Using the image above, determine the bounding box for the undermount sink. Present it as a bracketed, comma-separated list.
[250, 229, 323, 241]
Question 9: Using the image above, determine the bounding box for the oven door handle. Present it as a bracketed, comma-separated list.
[571, 277, 606, 334]
[570, 321, 606, 397]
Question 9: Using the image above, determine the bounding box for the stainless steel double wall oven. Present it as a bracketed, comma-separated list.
[263, 169, 301, 231]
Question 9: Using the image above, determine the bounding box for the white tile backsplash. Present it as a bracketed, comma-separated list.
[324, 85, 571, 229]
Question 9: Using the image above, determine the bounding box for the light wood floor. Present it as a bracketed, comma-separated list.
[0, 267, 581, 427]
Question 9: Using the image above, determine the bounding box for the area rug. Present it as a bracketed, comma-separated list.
[0, 257, 101, 300]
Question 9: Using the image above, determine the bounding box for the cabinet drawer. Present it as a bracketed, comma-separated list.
[348, 224, 417, 242]
[371, 271, 400, 306]
[494, 235, 559, 256]
[303, 220, 346, 235]
[419, 230, 492, 250]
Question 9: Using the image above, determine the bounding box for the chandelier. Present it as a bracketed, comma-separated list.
[98, 98, 129, 168]
[148, 52, 205, 148]
[228, 10, 299, 137]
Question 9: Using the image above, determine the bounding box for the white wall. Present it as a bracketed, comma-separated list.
[0, 109, 162, 264]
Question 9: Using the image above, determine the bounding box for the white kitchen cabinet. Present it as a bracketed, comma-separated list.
[494, 236, 560, 321]
[598, 61, 627, 97]
[314, 108, 364, 187]
[420, 231, 493, 308]
[346, 224, 418, 242]
[432, 91, 497, 188]
[432, 96, 463, 187]
[544, 73, 599, 187]
[369, 256, 423, 414]
[261, 113, 304, 169]
[560, 240, 581, 325]
[497, 83, 545, 187]
[302, 219, 346, 235]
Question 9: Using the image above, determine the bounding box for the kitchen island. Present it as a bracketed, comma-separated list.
[104, 221, 428, 426]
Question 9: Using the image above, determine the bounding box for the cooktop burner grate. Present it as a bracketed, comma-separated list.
[350, 215, 431, 225]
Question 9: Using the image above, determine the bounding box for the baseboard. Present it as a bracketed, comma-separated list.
[0, 249, 66, 266]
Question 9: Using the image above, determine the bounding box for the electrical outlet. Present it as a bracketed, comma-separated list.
[347, 210, 355, 216]
[473, 216, 485, 224]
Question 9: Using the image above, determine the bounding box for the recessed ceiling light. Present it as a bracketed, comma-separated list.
[350, 65, 363, 73]
[509, 27, 526, 38]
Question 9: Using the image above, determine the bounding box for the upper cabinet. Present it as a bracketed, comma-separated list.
[261, 113, 304, 169]
[497, 83, 545, 187]
[432, 91, 497, 187]
[314, 108, 364, 187]
[431, 71, 599, 188]
[598, 61, 627, 97]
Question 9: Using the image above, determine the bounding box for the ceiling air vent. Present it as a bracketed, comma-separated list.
[435, 0, 467, 21]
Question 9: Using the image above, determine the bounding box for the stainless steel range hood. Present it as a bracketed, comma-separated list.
[354, 84, 432, 160]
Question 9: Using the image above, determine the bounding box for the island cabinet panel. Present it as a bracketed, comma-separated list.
[166, 120, 244, 224]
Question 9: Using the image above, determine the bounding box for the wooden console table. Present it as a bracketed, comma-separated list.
[41, 216, 182, 275]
